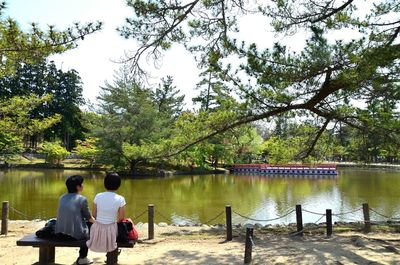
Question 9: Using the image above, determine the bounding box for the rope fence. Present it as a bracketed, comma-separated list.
[131, 209, 147, 222]
[302, 209, 326, 216]
[2, 201, 400, 240]
[332, 215, 366, 223]
[203, 211, 224, 225]
[370, 208, 400, 221]
[332, 207, 363, 216]
[232, 209, 295, 223]
[9, 206, 38, 220]
[154, 209, 172, 223]
[289, 213, 327, 236]
[3, 200, 400, 264]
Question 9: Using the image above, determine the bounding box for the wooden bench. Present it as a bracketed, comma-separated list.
[17, 234, 135, 265]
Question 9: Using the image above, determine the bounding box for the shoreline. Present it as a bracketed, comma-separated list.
[337, 162, 400, 170]
[2, 220, 400, 264]
[5, 219, 400, 233]
[1, 162, 399, 176]
[0, 163, 231, 177]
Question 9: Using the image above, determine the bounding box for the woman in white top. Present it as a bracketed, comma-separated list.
[86, 172, 126, 255]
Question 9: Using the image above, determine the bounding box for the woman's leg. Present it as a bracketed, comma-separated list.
[105, 248, 119, 265]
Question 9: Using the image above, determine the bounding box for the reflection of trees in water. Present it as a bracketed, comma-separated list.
[1, 169, 400, 222]
[338, 170, 400, 218]
[0, 169, 105, 220]
[120, 174, 337, 223]
[241, 176, 336, 220]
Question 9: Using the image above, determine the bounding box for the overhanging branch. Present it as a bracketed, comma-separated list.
[299, 118, 330, 159]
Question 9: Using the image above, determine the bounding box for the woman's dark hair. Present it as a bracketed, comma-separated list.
[66, 175, 84, 193]
[104, 172, 121, 191]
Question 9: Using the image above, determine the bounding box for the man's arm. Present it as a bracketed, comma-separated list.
[82, 198, 95, 223]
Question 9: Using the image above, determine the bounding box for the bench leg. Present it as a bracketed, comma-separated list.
[48, 246, 55, 263]
[106, 248, 118, 265]
[39, 246, 55, 265]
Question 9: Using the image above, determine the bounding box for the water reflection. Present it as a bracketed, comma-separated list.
[0, 169, 399, 224]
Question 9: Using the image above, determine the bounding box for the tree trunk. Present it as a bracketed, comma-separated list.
[130, 160, 139, 177]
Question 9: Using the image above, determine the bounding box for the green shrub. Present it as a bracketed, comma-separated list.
[40, 142, 70, 165]
[73, 137, 100, 166]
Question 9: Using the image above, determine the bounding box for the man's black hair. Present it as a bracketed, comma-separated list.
[104, 172, 121, 191]
[66, 175, 84, 193]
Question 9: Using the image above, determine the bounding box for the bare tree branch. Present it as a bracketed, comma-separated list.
[299, 118, 330, 159]
[311, 0, 353, 23]
[123, 0, 200, 76]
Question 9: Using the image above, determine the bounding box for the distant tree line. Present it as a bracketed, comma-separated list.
[0, 60, 86, 150]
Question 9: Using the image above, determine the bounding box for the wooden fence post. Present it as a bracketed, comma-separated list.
[326, 209, 332, 237]
[296, 204, 303, 236]
[226, 205, 232, 241]
[244, 227, 253, 264]
[148, 204, 154, 239]
[1, 201, 9, 235]
[362, 203, 371, 233]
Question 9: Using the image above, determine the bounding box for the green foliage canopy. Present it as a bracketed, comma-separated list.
[92, 68, 185, 174]
[0, 132, 22, 161]
[0, 95, 61, 160]
[0, 94, 61, 136]
[0, 2, 102, 77]
[0, 60, 86, 150]
[119, 0, 400, 157]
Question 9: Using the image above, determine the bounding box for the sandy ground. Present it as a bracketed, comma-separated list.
[1, 220, 400, 265]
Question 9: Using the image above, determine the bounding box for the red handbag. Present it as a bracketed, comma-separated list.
[121, 218, 139, 241]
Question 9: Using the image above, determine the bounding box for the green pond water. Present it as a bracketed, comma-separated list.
[0, 168, 399, 225]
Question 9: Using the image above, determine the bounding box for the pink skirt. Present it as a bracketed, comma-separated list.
[86, 222, 117, 252]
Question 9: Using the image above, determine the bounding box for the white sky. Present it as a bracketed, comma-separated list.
[4, 0, 374, 109]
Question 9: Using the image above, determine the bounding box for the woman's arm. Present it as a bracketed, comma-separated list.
[117, 206, 125, 222]
[92, 203, 97, 220]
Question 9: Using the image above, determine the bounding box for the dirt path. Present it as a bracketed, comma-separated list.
[1, 221, 400, 265]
